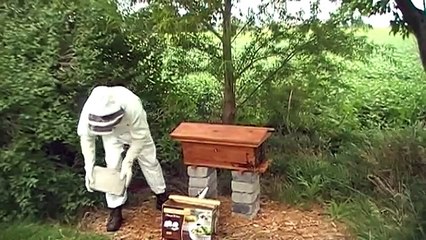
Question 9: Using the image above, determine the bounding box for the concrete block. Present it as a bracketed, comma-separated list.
[188, 179, 217, 195]
[231, 180, 260, 193]
[231, 188, 260, 204]
[231, 171, 259, 183]
[232, 196, 260, 217]
[188, 171, 217, 188]
[187, 166, 215, 178]
[188, 186, 218, 198]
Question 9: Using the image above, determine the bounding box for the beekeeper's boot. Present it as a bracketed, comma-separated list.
[155, 191, 169, 210]
[106, 206, 123, 232]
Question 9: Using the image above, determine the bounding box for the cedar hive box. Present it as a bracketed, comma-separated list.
[170, 122, 274, 172]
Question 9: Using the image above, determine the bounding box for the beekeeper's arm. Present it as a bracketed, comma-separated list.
[77, 103, 96, 192]
[119, 98, 149, 187]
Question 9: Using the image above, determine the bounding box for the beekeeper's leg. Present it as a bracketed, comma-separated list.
[101, 135, 126, 232]
[136, 133, 166, 196]
[102, 135, 127, 208]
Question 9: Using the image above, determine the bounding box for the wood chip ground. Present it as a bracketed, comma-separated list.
[79, 194, 352, 240]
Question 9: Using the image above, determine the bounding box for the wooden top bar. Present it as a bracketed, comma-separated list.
[170, 122, 274, 147]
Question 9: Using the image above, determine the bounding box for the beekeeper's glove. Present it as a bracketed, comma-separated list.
[120, 139, 144, 187]
[85, 166, 95, 192]
[81, 136, 96, 192]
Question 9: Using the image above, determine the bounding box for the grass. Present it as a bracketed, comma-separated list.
[0, 222, 108, 240]
[363, 27, 417, 46]
[265, 127, 426, 239]
[257, 27, 426, 239]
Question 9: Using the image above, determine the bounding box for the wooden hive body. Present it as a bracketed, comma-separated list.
[170, 122, 274, 172]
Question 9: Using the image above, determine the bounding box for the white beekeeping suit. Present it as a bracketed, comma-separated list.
[77, 85, 168, 232]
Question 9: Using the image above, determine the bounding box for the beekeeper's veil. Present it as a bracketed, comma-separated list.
[86, 86, 124, 135]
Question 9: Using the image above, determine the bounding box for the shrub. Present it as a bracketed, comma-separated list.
[0, 0, 171, 221]
[267, 127, 426, 239]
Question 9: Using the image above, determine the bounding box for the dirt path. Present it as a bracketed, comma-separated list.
[80, 194, 351, 240]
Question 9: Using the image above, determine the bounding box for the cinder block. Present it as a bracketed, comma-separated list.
[231, 171, 259, 183]
[188, 186, 218, 198]
[187, 166, 215, 178]
[188, 171, 217, 188]
[232, 196, 260, 218]
[231, 188, 260, 204]
[231, 180, 260, 193]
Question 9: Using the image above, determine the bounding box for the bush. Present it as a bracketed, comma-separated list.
[265, 127, 426, 239]
[0, 221, 107, 240]
[259, 30, 426, 239]
[0, 0, 172, 221]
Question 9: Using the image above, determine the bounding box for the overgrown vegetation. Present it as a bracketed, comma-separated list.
[0, 0, 425, 239]
[0, 222, 107, 240]
[262, 29, 426, 239]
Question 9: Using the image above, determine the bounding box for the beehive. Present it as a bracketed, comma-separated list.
[170, 122, 274, 173]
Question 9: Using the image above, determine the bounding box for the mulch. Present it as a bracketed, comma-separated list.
[79, 193, 352, 240]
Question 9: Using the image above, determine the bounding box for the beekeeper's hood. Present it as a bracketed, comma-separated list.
[86, 86, 124, 135]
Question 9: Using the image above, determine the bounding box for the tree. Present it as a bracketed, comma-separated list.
[144, 0, 237, 123]
[337, 0, 426, 70]
[221, 0, 235, 124]
[137, 0, 375, 125]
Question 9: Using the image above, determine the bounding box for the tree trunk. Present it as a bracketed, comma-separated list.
[395, 0, 426, 70]
[415, 27, 426, 70]
[221, 0, 236, 124]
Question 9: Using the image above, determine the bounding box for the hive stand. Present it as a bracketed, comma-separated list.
[170, 122, 274, 219]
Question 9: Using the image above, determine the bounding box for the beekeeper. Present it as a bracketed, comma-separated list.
[77, 85, 168, 232]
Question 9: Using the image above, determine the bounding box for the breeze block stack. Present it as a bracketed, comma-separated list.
[187, 166, 218, 198]
[231, 171, 260, 219]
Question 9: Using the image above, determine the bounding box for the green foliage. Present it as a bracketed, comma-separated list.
[334, 0, 412, 38]
[0, 0, 173, 221]
[147, 0, 380, 126]
[257, 27, 426, 239]
[0, 222, 108, 240]
[266, 127, 426, 239]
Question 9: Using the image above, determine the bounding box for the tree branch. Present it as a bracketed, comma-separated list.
[232, 20, 252, 44]
[174, 0, 223, 42]
[237, 47, 300, 108]
[234, 40, 271, 80]
[193, 42, 221, 59]
[235, 55, 271, 82]
[203, 22, 223, 42]
[182, 32, 221, 59]
[286, 88, 294, 134]
[236, 40, 302, 97]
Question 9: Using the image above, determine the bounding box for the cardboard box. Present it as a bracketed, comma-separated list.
[161, 195, 220, 240]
